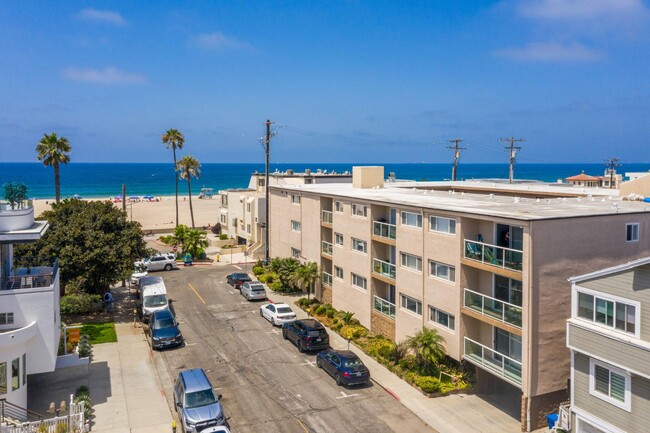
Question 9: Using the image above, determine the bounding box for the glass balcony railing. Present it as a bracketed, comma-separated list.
[373, 296, 396, 320]
[321, 241, 333, 256]
[463, 288, 522, 328]
[322, 272, 333, 287]
[464, 240, 523, 272]
[464, 337, 522, 387]
[2, 257, 59, 291]
[373, 221, 396, 240]
[372, 258, 396, 280]
[321, 210, 333, 224]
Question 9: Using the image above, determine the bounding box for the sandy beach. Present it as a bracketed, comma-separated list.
[33, 196, 220, 232]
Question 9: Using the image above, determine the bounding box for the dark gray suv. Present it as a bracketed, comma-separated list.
[173, 368, 225, 432]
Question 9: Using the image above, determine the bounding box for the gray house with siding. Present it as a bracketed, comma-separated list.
[567, 257, 650, 433]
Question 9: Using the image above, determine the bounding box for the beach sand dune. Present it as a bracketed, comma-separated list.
[33, 196, 220, 232]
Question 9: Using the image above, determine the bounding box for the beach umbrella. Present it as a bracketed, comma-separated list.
[129, 196, 140, 200]
[143, 195, 153, 199]
[73, 194, 82, 199]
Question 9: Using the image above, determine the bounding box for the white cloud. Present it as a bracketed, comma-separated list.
[495, 42, 605, 62]
[519, 0, 647, 21]
[76, 8, 127, 26]
[194, 32, 252, 50]
[63, 66, 146, 84]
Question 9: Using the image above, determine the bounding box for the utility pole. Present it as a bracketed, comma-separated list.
[604, 157, 621, 189]
[499, 137, 524, 184]
[446, 138, 466, 181]
[122, 184, 126, 213]
[261, 120, 275, 264]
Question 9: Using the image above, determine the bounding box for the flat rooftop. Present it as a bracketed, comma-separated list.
[271, 180, 649, 220]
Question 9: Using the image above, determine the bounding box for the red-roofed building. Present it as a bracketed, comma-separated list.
[565, 171, 600, 187]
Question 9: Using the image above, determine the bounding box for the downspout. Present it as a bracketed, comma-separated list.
[526, 221, 533, 432]
[422, 207, 426, 329]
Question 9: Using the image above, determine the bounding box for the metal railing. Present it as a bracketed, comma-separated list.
[322, 272, 333, 287]
[464, 240, 523, 272]
[0, 399, 43, 424]
[463, 337, 522, 386]
[463, 288, 522, 328]
[372, 258, 396, 280]
[1, 257, 59, 291]
[0, 200, 33, 212]
[373, 296, 396, 319]
[321, 210, 333, 224]
[321, 241, 333, 256]
[373, 221, 396, 240]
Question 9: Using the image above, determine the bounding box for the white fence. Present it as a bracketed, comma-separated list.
[1, 396, 85, 433]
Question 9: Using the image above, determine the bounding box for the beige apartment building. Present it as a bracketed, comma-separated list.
[269, 166, 650, 431]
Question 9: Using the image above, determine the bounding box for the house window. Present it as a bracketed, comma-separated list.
[351, 238, 367, 253]
[246, 203, 251, 212]
[429, 260, 456, 282]
[400, 294, 422, 316]
[401, 211, 422, 228]
[400, 252, 422, 272]
[222, 195, 228, 206]
[291, 248, 301, 258]
[246, 224, 251, 234]
[430, 216, 456, 234]
[351, 203, 367, 217]
[626, 223, 639, 242]
[0, 362, 5, 394]
[291, 194, 301, 204]
[0, 313, 14, 325]
[335, 266, 344, 280]
[589, 359, 630, 411]
[21, 354, 25, 387]
[351, 273, 367, 290]
[429, 306, 455, 331]
[220, 214, 226, 224]
[291, 220, 301, 232]
[335, 233, 344, 246]
[258, 178, 265, 187]
[576, 290, 637, 336]
[305, 178, 313, 184]
[335, 201, 343, 213]
[11, 358, 19, 391]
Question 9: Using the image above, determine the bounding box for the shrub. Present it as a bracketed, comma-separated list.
[60, 292, 101, 315]
[326, 309, 335, 319]
[219, 234, 228, 240]
[74, 385, 92, 420]
[252, 266, 264, 276]
[333, 322, 343, 331]
[365, 338, 395, 360]
[415, 376, 441, 393]
[340, 310, 355, 325]
[258, 274, 268, 283]
[77, 335, 92, 358]
[332, 317, 339, 325]
[264, 273, 275, 284]
[314, 305, 327, 316]
[390, 341, 409, 364]
[268, 282, 282, 291]
[340, 325, 368, 340]
[399, 354, 418, 371]
[297, 298, 311, 307]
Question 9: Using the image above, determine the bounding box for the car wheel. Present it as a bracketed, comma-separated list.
[316, 358, 322, 369]
[246, 294, 250, 301]
[335, 373, 342, 386]
[164, 264, 172, 271]
[272, 317, 278, 326]
[282, 328, 288, 340]
[298, 341, 305, 353]
[259, 308, 264, 317]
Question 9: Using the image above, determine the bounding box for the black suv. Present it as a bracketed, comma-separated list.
[226, 272, 252, 289]
[282, 319, 329, 352]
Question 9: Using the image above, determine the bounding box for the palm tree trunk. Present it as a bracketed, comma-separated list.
[173, 148, 179, 227]
[188, 178, 195, 228]
[54, 163, 61, 204]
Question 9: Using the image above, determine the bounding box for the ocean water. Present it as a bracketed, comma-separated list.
[1, 162, 650, 199]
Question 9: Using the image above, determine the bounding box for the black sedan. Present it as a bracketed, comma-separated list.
[226, 272, 252, 288]
[150, 309, 183, 350]
[316, 349, 371, 386]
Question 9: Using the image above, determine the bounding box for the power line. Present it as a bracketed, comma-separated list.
[258, 120, 277, 262]
[499, 137, 525, 184]
[446, 138, 466, 181]
[604, 157, 621, 189]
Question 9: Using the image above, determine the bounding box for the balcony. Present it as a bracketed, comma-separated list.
[321, 210, 333, 227]
[372, 221, 396, 245]
[464, 337, 522, 387]
[322, 271, 333, 288]
[372, 258, 396, 284]
[463, 240, 522, 274]
[321, 241, 333, 258]
[373, 296, 396, 320]
[463, 288, 522, 330]
[2, 257, 59, 291]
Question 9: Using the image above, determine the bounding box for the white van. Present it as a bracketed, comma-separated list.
[139, 276, 169, 323]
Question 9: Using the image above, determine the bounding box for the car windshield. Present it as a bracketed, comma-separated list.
[144, 295, 167, 307]
[251, 285, 264, 292]
[308, 330, 321, 337]
[185, 389, 217, 409]
[343, 358, 363, 367]
[277, 307, 293, 314]
[153, 318, 174, 329]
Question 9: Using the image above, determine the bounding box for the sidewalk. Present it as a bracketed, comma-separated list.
[268, 292, 534, 433]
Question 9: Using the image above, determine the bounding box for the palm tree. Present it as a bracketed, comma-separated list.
[406, 327, 446, 374]
[292, 261, 319, 300]
[161, 129, 185, 227]
[36, 133, 71, 203]
[169, 224, 190, 247]
[183, 228, 209, 259]
[176, 155, 201, 228]
[277, 258, 300, 288]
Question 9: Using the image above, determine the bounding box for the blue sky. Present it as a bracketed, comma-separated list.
[1, 1, 649, 163]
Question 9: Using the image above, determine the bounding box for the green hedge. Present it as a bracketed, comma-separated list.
[60, 293, 102, 315]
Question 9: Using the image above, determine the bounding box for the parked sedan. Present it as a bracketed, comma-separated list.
[259, 303, 297, 326]
[150, 309, 183, 350]
[316, 349, 371, 386]
[240, 281, 267, 301]
[226, 272, 251, 289]
[282, 318, 329, 352]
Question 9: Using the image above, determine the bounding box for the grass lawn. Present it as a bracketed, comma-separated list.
[80, 322, 117, 344]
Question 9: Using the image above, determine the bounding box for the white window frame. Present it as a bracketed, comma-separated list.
[291, 220, 301, 232]
[351, 273, 367, 290]
[351, 238, 367, 254]
[428, 260, 456, 283]
[400, 252, 422, 272]
[400, 211, 422, 228]
[400, 294, 422, 316]
[220, 214, 226, 224]
[291, 194, 301, 204]
[335, 266, 344, 280]
[246, 202, 251, 212]
[429, 216, 456, 235]
[246, 224, 251, 233]
[335, 201, 343, 213]
[428, 306, 455, 331]
[626, 223, 639, 242]
[291, 248, 301, 258]
[0, 313, 14, 325]
[351, 203, 368, 218]
[572, 285, 641, 339]
[335, 232, 344, 246]
[588, 358, 631, 412]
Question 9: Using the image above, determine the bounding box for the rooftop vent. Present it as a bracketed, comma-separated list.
[287, 169, 294, 175]
[305, 169, 311, 175]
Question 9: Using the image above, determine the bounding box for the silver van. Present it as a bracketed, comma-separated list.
[174, 368, 225, 432]
[138, 276, 169, 323]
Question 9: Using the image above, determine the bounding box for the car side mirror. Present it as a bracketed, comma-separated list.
[176, 402, 182, 408]
[217, 394, 223, 400]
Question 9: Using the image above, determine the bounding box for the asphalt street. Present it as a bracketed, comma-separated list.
[149, 264, 436, 433]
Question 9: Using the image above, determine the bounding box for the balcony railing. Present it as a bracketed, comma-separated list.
[373, 221, 396, 240]
[373, 296, 396, 320]
[372, 258, 396, 280]
[463, 337, 522, 387]
[321, 241, 333, 256]
[463, 288, 522, 328]
[322, 272, 333, 287]
[464, 240, 523, 272]
[0, 200, 33, 212]
[1, 257, 59, 291]
[321, 210, 333, 224]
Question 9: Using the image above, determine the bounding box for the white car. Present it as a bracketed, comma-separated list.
[259, 303, 297, 326]
[136, 253, 178, 272]
[130, 268, 148, 286]
[240, 281, 267, 301]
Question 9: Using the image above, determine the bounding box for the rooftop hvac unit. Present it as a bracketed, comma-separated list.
[305, 169, 311, 175]
[287, 169, 294, 175]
